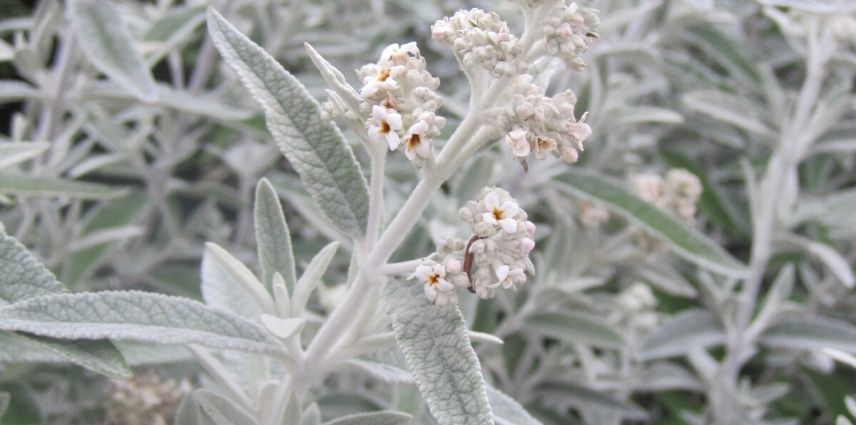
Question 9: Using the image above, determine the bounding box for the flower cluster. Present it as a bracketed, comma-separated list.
[578, 200, 610, 227]
[431, 9, 523, 77]
[102, 370, 191, 425]
[357, 43, 445, 165]
[413, 188, 536, 303]
[632, 168, 702, 222]
[459, 187, 536, 299]
[613, 282, 658, 332]
[500, 76, 592, 167]
[542, 2, 600, 70]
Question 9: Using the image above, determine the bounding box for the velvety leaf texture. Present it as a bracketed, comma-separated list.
[207, 9, 369, 237]
[254, 178, 298, 290]
[487, 386, 542, 425]
[760, 315, 856, 353]
[0, 174, 126, 199]
[638, 309, 725, 360]
[0, 233, 131, 378]
[0, 291, 281, 354]
[381, 280, 494, 425]
[554, 169, 748, 278]
[68, 0, 157, 101]
[323, 411, 413, 425]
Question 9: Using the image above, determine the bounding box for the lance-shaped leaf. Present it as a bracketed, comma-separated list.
[525, 311, 625, 349]
[380, 280, 494, 425]
[0, 233, 131, 378]
[0, 142, 49, 169]
[323, 411, 414, 425]
[207, 9, 369, 237]
[0, 174, 126, 199]
[254, 178, 297, 290]
[760, 315, 856, 353]
[487, 386, 542, 425]
[176, 389, 260, 425]
[0, 291, 282, 354]
[68, 0, 157, 102]
[537, 381, 648, 420]
[554, 169, 748, 278]
[292, 241, 339, 317]
[638, 309, 725, 360]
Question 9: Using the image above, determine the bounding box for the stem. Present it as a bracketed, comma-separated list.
[266, 376, 293, 425]
[365, 148, 387, 250]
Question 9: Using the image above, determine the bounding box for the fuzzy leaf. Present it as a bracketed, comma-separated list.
[323, 411, 414, 425]
[760, 316, 856, 353]
[683, 90, 775, 139]
[0, 392, 8, 420]
[0, 174, 126, 199]
[487, 386, 542, 425]
[207, 9, 369, 237]
[380, 280, 494, 425]
[68, 0, 157, 102]
[255, 178, 297, 290]
[554, 169, 748, 278]
[638, 309, 725, 360]
[0, 233, 131, 378]
[537, 381, 648, 420]
[0, 142, 49, 169]
[0, 291, 281, 354]
[201, 245, 266, 320]
[525, 311, 625, 349]
[292, 241, 339, 317]
[194, 389, 260, 425]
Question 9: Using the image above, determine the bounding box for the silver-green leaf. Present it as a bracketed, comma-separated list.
[0, 291, 282, 354]
[323, 411, 414, 425]
[760, 315, 856, 353]
[0, 392, 8, 421]
[487, 386, 542, 425]
[0, 174, 127, 199]
[554, 169, 748, 278]
[0, 142, 49, 169]
[525, 311, 625, 349]
[68, 0, 157, 102]
[638, 309, 725, 360]
[380, 280, 494, 425]
[207, 9, 369, 237]
[255, 178, 297, 290]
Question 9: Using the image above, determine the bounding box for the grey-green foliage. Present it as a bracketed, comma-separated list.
[381, 279, 494, 425]
[207, 8, 370, 238]
[255, 178, 298, 290]
[68, 0, 157, 101]
[0, 291, 281, 354]
[322, 410, 413, 425]
[0, 233, 131, 378]
[554, 169, 748, 278]
[175, 389, 261, 425]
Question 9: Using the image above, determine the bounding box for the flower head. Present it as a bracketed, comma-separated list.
[367, 105, 404, 150]
[413, 260, 458, 305]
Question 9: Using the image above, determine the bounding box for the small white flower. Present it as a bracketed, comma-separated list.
[482, 190, 520, 233]
[566, 121, 591, 148]
[414, 263, 456, 305]
[533, 136, 557, 159]
[367, 105, 403, 150]
[519, 238, 535, 255]
[495, 265, 525, 289]
[360, 66, 399, 99]
[505, 126, 530, 158]
[402, 120, 431, 160]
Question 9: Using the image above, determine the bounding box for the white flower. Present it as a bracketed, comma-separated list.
[505, 126, 530, 158]
[360, 66, 399, 99]
[495, 265, 526, 289]
[414, 263, 456, 305]
[482, 190, 520, 233]
[402, 120, 431, 160]
[381, 42, 419, 66]
[367, 105, 403, 150]
[533, 136, 557, 159]
[519, 238, 535, 255]
[566, 121, 591, 148]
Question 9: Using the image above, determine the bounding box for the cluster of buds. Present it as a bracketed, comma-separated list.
[542, 2, 600, 70]
[412, 188, 536, 303]
[632, 169, 702, 222]
[102, 371, 191, 425]
[500, 76, 591, 168]
[357, 43, 446, 165]
[613, 282, 659, 332]
[578, 200, 610, 228]
[431, 9, 523, 77]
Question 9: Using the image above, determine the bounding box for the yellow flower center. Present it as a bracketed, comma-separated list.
[427, 274, 440, 287]
[406, 134, 421, 150]
[492, 207, 505, 220]
[377, 68, 390, 82]
[379, 120, 391, 135]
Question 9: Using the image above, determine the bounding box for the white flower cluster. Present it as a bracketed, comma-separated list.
[500, 77, 592, 167]
[431, 9, 523, 77]
[412, 188, 536, 303]
[614, 282, 658, 331]
[578, 200, 610, 227]
[459, 187, 536, 299]
[357, 43, 446, 165]
[632, 168, 702, 222]
[542, 2, 600, 70]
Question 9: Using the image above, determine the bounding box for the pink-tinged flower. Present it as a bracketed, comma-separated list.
[414, 263, 456, 305]
[495, 265, 526, 289]
[482, 190, 520, 233]
[520, 238, 535, 255]
[566, 121, 591, 148]
[533, 136, 557, 159]
[559, 145, 579, 163]
[403, 120, 431, 161]
[367, 105, 403, 150]
[505, 126, 530, 158]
